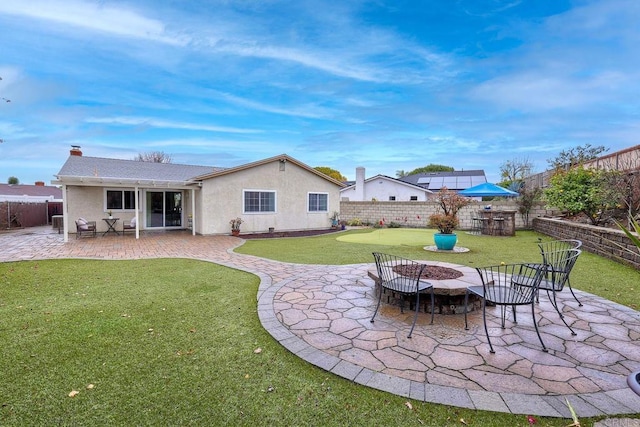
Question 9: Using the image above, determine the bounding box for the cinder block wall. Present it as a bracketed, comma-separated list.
[533, 217, 640, 269]
[339, 201, 554, 230]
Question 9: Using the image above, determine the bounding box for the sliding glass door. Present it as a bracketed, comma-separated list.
[146, 191, 182, 228]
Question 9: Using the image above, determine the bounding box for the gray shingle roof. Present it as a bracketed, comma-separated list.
[0, 183, 62, 198]
[56, 156, 224, 182]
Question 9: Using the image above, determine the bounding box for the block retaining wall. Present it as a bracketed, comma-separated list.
[339, 201, 554, 230]
[533, 217, 640, 270]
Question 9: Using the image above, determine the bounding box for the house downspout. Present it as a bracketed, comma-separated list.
[191, 188, 196, 235]
[62, 184, 69, 242]
[134, 185, 140, 239]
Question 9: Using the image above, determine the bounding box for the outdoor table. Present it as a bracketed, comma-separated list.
[102, 217, 120, 236]
[479, 210, 516, 236]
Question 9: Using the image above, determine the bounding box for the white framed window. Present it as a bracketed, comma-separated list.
[105, 189, 138, 210]
[388, 196, 396, 201]
[308, 192, 328, 212]
[410, 196, 418, 201]
[243, 190, 276, 213]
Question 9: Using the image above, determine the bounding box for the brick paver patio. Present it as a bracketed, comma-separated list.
[1, 226, 639, 419]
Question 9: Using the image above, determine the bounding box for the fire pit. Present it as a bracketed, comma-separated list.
[368, 262, 481, 315]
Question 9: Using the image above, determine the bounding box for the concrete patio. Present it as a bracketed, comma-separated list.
[1, 226, 639, 420]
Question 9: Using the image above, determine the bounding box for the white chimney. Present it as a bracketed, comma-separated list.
[355, 167, 365, 201]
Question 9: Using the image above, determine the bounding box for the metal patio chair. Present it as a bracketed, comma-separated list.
[538, 239, 583, 306]
[370, 252, 434, 338]
[465, 263, 546, 353]
[515, 248, 582, 335]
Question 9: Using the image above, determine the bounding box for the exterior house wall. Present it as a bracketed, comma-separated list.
[65, 186, 111, 233]
[200, 160, 341, 235]
[340, 178, 430, 202]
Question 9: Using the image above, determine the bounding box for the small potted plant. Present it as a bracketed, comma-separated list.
[107, 210, 113, 219]
[229, 217, 243, 236]
[428, 213, 458, 234]
[428, 187, 471, 250]
[330, 211, 340, 228]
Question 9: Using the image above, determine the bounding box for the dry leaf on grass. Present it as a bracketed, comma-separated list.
[86, 384, 95, 390]
[404, 401, 413, 410]
[254, 348, 262, 354]
[68, 390, 79, 398]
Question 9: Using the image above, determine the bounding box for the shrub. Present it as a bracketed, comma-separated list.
[428, 213, 458, 234]
[348, 218, 363, 226]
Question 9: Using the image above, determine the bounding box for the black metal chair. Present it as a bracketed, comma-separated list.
[538, 239, 583, 306]
[465, 263, 546, 353]
[470, 210, 483, 235]
[628, 370, 640, 396]
[515, 248, 582, 335]
[370, 252, 434, 338]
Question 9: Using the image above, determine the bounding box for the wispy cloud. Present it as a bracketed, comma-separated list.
[0, 0, 188, 45]
[85, 117, 262, 134]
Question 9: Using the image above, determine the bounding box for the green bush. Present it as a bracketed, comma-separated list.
[348, 218, 363, 226]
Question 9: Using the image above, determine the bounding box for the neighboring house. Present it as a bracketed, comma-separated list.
[399, 170, 487, 192]
[340, 167, 433, 201]
[52, 147, 345, 241]
[0, 182, 62, 202]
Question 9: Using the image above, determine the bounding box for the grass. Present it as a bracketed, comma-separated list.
[1, 230, 638, 425]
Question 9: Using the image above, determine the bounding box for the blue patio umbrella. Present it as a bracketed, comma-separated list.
[458, 182, 519, 197]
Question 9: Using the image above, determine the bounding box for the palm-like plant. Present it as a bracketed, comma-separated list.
[615, 215, 640, 254]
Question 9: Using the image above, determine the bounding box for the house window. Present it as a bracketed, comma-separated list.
[410, 196, 418, 201]
[244, 190, 276, 213]
[308, 193, 328, 212]
[106, 189, 137, 210]
[388, 196, 396, 201]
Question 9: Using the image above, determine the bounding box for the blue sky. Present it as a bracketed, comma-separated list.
[0, 0, 638, 185]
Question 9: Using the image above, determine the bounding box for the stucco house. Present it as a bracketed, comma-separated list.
[340, 167, 433, 202]
[52, 147, 345, 241]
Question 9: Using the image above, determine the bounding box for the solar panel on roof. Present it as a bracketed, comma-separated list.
[471, 176, 486, 185]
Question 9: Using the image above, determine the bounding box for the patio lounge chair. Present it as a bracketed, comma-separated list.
[123, 217, 137, 235]
[465, 263, 547, 353]
[370, 252, 434, 338]
[75, 218, 96, 239]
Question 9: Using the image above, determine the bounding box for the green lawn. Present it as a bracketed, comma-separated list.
[1, 229, 638, 426]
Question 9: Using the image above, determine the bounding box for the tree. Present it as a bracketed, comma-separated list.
[547, 144, 608, 170]
[544, 167, 625, 225]
[499, 157, 534, 189]
[406, 164, 454, 175]
[395, 170, 408, 178]
[516, 185, 541, 228]
[7, 176, 19, 184]
[134, 151, 173, 163]
[314, 166, 347, 182]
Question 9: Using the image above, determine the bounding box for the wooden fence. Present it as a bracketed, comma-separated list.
[0, 201, 63, 229]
